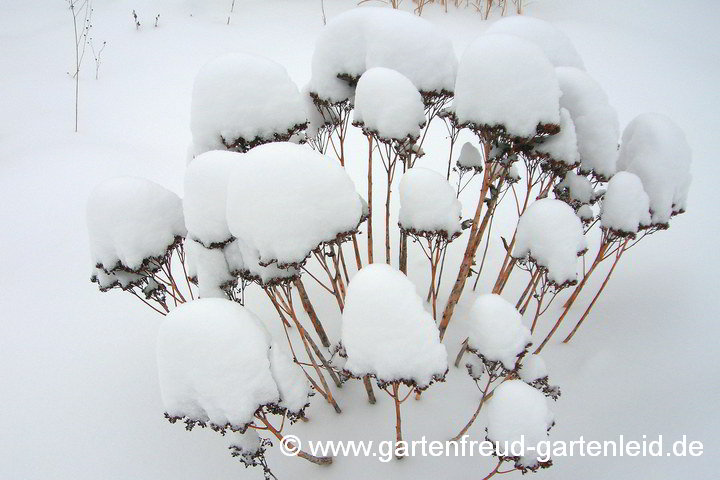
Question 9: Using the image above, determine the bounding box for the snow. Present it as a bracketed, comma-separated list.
[90, 267, 144, 292]
[156, 298, 278, 432]
[398, 167, 462, 237]
[183, 150, 239, 248]
[577, 204, 595, 222]
[190, 52, 307, 156]
[518, 354, 549, 383]
[341, 264, 448, 387]
[308, 7, 457, 103]
[556, 171, 595, 205]
[486, 379, 554, 468]
[86, 176, 185, 272]
[226, 142, 363, 268]
[269, 342, 312, 417]
[513, 198, 587, 285]
[226, 237, 299, 286]
[617, 113, 692, 225]
[486, 16, 585, 69]
[466, 294, 532, 371]
[184, 239, 234, 298]
[456, 142, 484, 172]
[225, 430, 264, 466]
[600, 171, 651, 234]
[536, 108, 580, 168]
[353, 68, 426, 141]
[555, 66, 620, 179]
[453, 33, 561, 138]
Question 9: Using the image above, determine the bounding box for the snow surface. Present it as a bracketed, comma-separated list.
[466, 294, 532, 371]
[86, 176, 186, 272]
[398, 167, 462, 237]
[341, 264, 448, 387]
[453, 33, 561, 138]
[486, 379, 555, 468]
[353, 68, 425, 141]
[225, 142, 363, 267]
[513, 198, 587, 285]
[309, 7, 457, 103]
[536, 108, 580, 167]
[183, 150, 239, 247]
[191, 52, 307, 155]
[617, 113, 692, 224]
[157, 298, 278, 431]
[486, 16, 585, 69]
[555, 66, 619, 179]
[600, 171, 651, 234]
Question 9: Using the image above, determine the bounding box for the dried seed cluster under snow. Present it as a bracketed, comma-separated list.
[513, 198, 587, 286]
[600, 171, 651, 235]
[617, 113, 692, 225]
[226, 142, 363, 269]
[353, 68, 426, 141]
[190, 53, 307, 156]
[87, 176, 185, 272]
[157, 298, 311, 432]
[398, 168, 462, 238]
[341, 264, 448, 388]
[453, 33, 561, 139]
[466, 294, 531, 371]
[308, 7, 457, 103]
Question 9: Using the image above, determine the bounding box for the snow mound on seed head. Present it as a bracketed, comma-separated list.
[184, 240, 235, 299]
[601, 172, 651, 235]
[519, 354, 549, 383]
[184, 150, 240, 248]
[309, 7, 457, 103]
[341, 264, 448, 387]
[467, 294, 531, 371]
[617, 113, 692, 225]
[269, 342, 312, 415]
[457, 142, 484, 171]
[513, 198, 586, 286]
[535, 108, 580, 168]
[556, 171, 594, 205]
[226, 142, 363, 269]
[487, 379, 554, 469]
[191, 53, 307, 155]
[398, 168, 462, 238]
[87, 176, 185, 272]
[453, 33, 561, 139]
[555, 67, 619, 179]
[487, 16, 584, 69]
[354, 68, 426, 141]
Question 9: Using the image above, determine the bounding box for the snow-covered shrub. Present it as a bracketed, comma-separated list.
[554, 170, 595, 210]
[518, 354, 561, 399]
[191, 53, 307, 156]
[600, 171, 651, 236]
[535, 108, 580, 175]
[617, 112, 692, 226]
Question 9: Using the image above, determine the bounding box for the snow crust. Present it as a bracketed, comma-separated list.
[453, 34, 561, 138]
[309, 7, 457, 103]
[456, 142, 484, 171]
[486, 379, 554, 468]
[341, 264, 448, 387]
[536, 108, 580, 167]
[555, 67, 619, 179]
[466, 294, 531, 371]
[601, 171, 651, 234]
[513, 198, 586, 285]
[226, 142, 362, 268]
[486, 16, 585, 69]
[183, 150, 239, 247]
[398, 167, 462, 237]
[157, 299, 278, 431]
[190, 53, 307, 155]
[353, 67, 426, 141]
[87, 176, 185, 272]
[617, 113, 692, 224]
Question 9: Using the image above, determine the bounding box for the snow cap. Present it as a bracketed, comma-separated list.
[398, 167, 462, 238]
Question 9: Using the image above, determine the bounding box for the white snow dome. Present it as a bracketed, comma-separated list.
[556, 171, 595, 205]
[183, 150, 240, 248]
[398, 167, 462, 238]
[535, 108, 580, 169]
[555, 67, 619, 180]
[308, 7, 457, 104]
[226, 142, 363, 268]
[513, 198, 587, 285]
[486, 16, 585, 69]
[454, 33, 561, 139]
[190, 53, 307, 155]
[341, 264, 448, 387]
[456, 142, 484, 172]
[353, 68, 426, 141]
[486, 379, 555, 469]
[617, 113, 692, 225]
[600, 171, 651, 235]
[87, 176, 186, 272]
[466, 294, 531, 371]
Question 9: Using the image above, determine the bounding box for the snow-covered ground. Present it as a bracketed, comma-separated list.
[1, 0, 718, 479]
